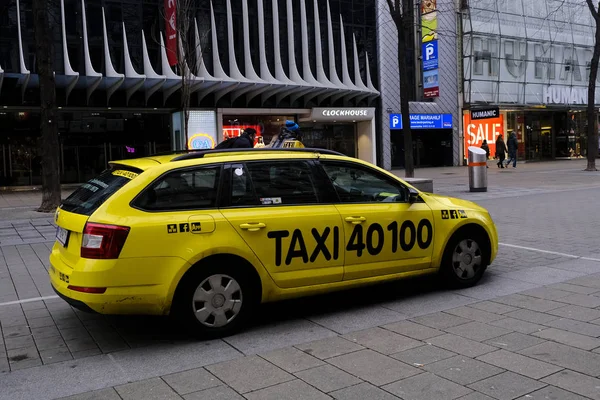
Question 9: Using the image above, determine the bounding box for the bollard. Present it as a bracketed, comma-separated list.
[468, 146, 488, 192]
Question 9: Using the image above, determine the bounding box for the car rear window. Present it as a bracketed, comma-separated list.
[60, 166, 141, 216]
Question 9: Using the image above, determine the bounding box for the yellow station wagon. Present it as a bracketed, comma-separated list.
[49, 148, 498, 337]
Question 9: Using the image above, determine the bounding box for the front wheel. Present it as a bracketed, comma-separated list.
[173, 265, 258, 339]
[441, 232, 488, 289]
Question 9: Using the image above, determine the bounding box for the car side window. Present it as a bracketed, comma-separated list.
[321, 162, 408, 203]
[134, 166, 221, 211]
[229, 161, 320, 207]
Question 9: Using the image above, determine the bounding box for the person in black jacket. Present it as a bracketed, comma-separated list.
[495, 134, 507, 168]
[481, 140, 490, 168]
[505, 131, 518, 168]
[215, 128, 256, 149]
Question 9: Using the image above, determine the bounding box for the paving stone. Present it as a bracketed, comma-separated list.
[557, 293, 600, 308]
[544, 317, 600, 337]
[57, 388, 122, 400]
[8, 356, 42, 371]
[483, 332, 547, 352]
[425, 355, 504, 385]
[516, 385, 591, 400]
[519, 287, 573, 301]
[444, 306, 505, 323]
[565, 276, 600, 289]
[392, 344, 456, 366]
[206, 355, 293, 393]
[2, 325, 30, 337]
[533, 327, 600, 350]
[330, 382, 399, 400]
[30, 325, 60, 340]
[295, 364, 361, 393]
[307, 305, 405, 335]
[457, 393, 496, 400]
[244, 379, 331, 400]
[162, 368, 222, 395]
[23, 308, 51, 319]
[182, 386, 244, 400]
[427, 334, 498, 357]
[40, 347, 73, 364]
[72, 348, 101, 359]
[410, 312, 472, 330]
[489, 318, 545, 334]
[27, 316, 55, 329]
[520, 341, 600, 375]
[295, 336, 364, 360]
[260, 346, 325, 373]
[383, 372, 472, 400]
[445, 321, 512, 342]
[548, 304, 600, 322]
[382, 320, 444, 340]
[549, 283, 600, 295]
[66, 337, 98, 352]
[504, 309, 559, 325]
[4, 334, 34, 350]
[328, 349, 420, 386]
[468, 371, 546, 400]
[492, 295, 564, 313]
[342, 327, 422, 355]
[59, 327, 91, 341]
[115, 377, 182, 400]
[477, 349, 562, 379]
[542, 370, 600, 400]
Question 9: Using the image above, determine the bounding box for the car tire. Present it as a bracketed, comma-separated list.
[440, 230, 488, 289]
[173, 263, 258, 339]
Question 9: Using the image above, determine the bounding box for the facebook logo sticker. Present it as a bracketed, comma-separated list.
[422, 40, 438, 71]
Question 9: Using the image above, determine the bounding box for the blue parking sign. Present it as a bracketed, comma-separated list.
[422, 40, 438, 71]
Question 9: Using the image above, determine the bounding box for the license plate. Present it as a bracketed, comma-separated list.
[56, 227, 70, 247]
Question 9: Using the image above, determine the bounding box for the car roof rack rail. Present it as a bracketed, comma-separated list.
[171, 147, 345, 161]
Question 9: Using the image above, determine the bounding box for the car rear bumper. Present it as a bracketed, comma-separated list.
[49, 248, 189, 315]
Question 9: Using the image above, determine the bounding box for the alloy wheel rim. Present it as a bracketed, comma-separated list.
[451, 239, 482, 280]
[192, 274, 243, 328]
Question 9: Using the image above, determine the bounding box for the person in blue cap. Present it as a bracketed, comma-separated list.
[267, 120, 302, 148]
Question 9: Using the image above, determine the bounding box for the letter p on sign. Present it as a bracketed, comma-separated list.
[425, 44, 434, 60]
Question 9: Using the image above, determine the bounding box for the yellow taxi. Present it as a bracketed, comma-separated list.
[50, 148, 497, 337]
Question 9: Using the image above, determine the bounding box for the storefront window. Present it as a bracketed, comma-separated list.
[301, 124, 357, 157]
[0, 110, 171, 186]
[222, 115, 294, 147]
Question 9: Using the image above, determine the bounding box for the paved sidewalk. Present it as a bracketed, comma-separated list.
[1, 160, 600, 399]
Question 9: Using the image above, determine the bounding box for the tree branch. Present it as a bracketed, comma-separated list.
[586, 0, 599, 20]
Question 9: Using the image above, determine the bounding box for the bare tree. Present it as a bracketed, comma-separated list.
[386, 0, 416, 177]
[585, 0, 599, 171]
[33, 0, 61, 211]
[158, 0, 209, 144]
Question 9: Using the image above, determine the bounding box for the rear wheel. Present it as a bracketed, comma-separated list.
[441, 231, 488, 288]
[174, 264, 258, 338]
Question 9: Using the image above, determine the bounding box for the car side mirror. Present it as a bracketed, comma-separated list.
[408, 187, 420, 203]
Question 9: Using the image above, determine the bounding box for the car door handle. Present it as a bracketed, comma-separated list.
[239, 223, 266, 232]
[344, 216, 366, 224]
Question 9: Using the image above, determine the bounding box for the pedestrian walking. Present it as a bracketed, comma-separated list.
[495, 134, 507, 168]
[481, 140, 490, 168]
[505, 131, 518, 168]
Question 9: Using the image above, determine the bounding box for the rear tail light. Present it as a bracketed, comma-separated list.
[67, 286, 107, 294]
[81, 223, 130, 259]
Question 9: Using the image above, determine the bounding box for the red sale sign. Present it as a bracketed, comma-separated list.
[164, 0, 177, 66]
[463, 113, 504, 159]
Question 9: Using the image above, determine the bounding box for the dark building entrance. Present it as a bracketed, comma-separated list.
[391, 129, 453, 168]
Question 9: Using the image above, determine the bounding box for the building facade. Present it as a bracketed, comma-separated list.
[376, 0, 461, 170]
[0, 0, 379, 186]
[461, 0, 600, 161]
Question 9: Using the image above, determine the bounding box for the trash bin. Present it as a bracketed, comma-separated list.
[468, 146, 487, 192]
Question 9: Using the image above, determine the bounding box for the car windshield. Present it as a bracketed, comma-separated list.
[60, 167, 140, 216]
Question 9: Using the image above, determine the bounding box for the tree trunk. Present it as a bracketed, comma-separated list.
[587, 15, 600, 171]
[33, 0, 61, 212]
[396, 18, 415, 178]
